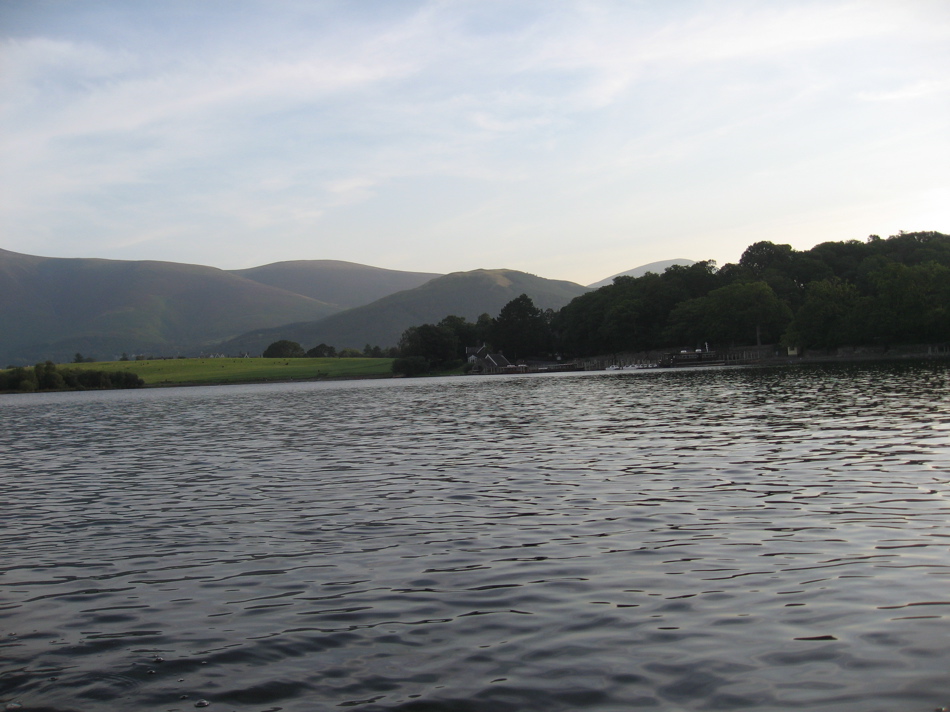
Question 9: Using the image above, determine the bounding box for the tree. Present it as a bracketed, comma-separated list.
[398, 323, 458, 369]
[30, 361, 64, 390]
[491, 294, 551, 360]
[438, 315, 480, 359]
[739, 241, 794, 278]
[0, 367, 37, 392]
[392, 356, 429, 377]
[863, 262, 950, 344]
[262, 340, 306, 358]
[782, 278, 861, 350]
[665, 281, 791, 348]
[307, 343, 336, 358]
[475, 313, 494, 344]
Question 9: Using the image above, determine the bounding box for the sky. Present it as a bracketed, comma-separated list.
[1, 1, 948, 286]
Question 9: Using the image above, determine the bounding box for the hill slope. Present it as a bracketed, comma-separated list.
[221, 269, 590, 354]
[0, 249, 339, 365]
[587, 259, 695, 288]
[231, 260, 441, 309]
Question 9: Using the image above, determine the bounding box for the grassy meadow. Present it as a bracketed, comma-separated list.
[67, 357, 394, 386]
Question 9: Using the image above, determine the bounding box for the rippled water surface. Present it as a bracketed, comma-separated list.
[2, 362, 950, 712]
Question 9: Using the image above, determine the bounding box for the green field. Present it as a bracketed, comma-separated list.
[68, 357, 395, 386]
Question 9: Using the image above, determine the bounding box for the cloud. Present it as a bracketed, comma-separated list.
[0, 0, 948, 279]
[858, 79, 950, 102]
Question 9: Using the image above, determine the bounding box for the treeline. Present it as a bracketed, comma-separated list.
[392, 231, 950, 372]
[0, 361, 145, 392]
[559, 230, 950, 355]
[261, 340, 396, 358]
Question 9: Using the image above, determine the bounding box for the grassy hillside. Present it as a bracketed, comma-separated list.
[65, 357, 394, 385]
[222, 268, 590, 354]
[0, 249, 339, 365]
[231, 260, 441, 308]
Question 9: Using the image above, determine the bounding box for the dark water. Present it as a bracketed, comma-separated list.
[2, 361, 950, 712]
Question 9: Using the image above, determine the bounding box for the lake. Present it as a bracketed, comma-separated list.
[2, 361, 949, 712]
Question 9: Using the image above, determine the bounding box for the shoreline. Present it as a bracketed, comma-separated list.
[3, 349, 948, 394]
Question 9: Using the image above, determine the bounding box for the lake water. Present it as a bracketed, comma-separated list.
[2, 361, 950, 712]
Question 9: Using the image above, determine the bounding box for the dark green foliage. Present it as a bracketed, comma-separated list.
[392, 356, 429, 377]
[307, 343, 337, 358]
[862, 262, 950, 345]
[556, 260, 721, 355]
[0, 361, 144, 392]
[398, 323, 458, 370]
[491, 294, 551, 360]
[438, 315, 489, 360]
[665, 282, 791, 347]
[739, 241, 794, 278]
[0, 366, 38, 392]
[34, 361, 66, 390]
[783, 278, 863, 349]
[556, 231, 950, 356]
[262, 340, 306, 358]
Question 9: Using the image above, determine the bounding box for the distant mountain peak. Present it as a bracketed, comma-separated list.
[587, 259, 695, 288]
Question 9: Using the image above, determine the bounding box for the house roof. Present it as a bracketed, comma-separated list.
[485, 353, 511, 368]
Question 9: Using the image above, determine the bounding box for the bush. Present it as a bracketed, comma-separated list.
[263, 340, 306, 358]
[0, 363, 144, 392]
[392, 356, 429, 377]
[307, 343, 336, 358]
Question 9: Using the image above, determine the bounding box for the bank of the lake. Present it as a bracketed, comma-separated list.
[584, 342, 950, 371]
[64, 356, 396, 386]
[4, 346, 949, 392]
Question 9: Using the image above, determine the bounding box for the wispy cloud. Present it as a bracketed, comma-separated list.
[1, 0, 948, 281]
[858, 79, 950, 102]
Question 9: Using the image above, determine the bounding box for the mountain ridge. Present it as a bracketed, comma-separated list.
[219, 268, 590, 355]
[1, 247, 684, 365]
[0, 250, 341, 364]
[230, 260, 441, 309]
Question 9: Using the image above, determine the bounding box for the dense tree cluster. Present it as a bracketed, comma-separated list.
[392, 314, 494, 375]
[392, 298, 562, 375]
[392, 231, 950, 373]
[556, 261, 722, 355]
[263, 341, 394, 358]
[0, 361, 144, 392]
[556, 231, 950, 356]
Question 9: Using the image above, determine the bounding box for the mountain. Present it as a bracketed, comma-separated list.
[221, 268, 591, 354]
[0, 249, 340, 365]
[587, 259, 695, 288]
[230, 260, 441, 309]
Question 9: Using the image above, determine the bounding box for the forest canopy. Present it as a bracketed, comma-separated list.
[555, 231, 950, 357]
